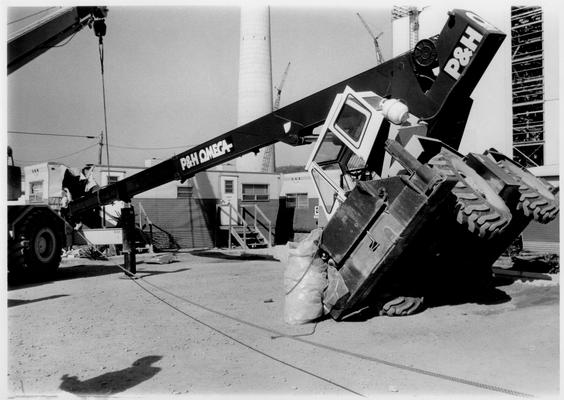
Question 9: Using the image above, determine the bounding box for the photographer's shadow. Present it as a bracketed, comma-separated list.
[59, 355, 162, 395]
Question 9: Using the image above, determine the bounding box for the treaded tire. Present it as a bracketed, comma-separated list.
[429, 151, 512, 239]
[496, 159, 559, 224]
[8, 237, 26, 274]
[380, 296, 425, 316]
[13, 209, 64, 276]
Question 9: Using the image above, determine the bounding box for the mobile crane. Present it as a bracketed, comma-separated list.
[8, 9, 558, 320]
[7, 7, 108, 276]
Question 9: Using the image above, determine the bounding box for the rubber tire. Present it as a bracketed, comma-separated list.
[496, 159, 559, 223]
[380, 296, 425, 316]
[14, 209, 64, 276]
[8, 237, 26, 274]
[429, 151, 512, 239]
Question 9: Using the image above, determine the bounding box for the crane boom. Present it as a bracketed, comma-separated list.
[356, 12, 376, 39]
[68, 9, 505, 218]
[8, 6, 107, 74]
[356, 12, 385, 64]
[273, 61, 291, 110]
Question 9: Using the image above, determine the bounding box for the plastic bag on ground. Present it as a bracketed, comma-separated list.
[284, 229, 327, 325]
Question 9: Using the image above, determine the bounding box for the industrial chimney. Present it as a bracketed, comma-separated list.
[235, 5, 275, 173]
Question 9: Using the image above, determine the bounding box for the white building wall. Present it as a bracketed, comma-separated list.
[23, 162, 66, 204]
[280, 171, 319, 197]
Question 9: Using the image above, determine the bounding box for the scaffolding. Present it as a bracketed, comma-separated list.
[391, 6, 423, 50]
[511, 6, 544, 167]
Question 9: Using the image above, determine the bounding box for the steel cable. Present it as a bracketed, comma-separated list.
[58, 223, 364, 396]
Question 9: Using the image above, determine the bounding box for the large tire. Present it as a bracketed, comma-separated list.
[496, 159, 559, 223]
[379, 296, 425, 316]
[429, 151, 512, 239]
[11, 209, 64, 277]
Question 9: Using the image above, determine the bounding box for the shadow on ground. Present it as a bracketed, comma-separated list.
[341, 287, 512, 322]
[8, 264, 121, 291]
[134, 268, 191, 278]
[8, 262, 190, 291]
[190, 249, 277, 261]
[8, 294, 70, 308]
[59, 355, 162, 396]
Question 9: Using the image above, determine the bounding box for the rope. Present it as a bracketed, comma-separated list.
[60, 221, 363, 396]
[98, 37, 111, 194]
[139, 278, 534, 398]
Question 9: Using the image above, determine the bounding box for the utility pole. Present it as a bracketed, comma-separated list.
[98, 131, 104, 165]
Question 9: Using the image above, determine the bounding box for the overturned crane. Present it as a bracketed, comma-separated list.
[8, 9, 558, 322]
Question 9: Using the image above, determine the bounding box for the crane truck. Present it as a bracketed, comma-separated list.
[7, 9, 558, 319]
[7, 7, 108, 276]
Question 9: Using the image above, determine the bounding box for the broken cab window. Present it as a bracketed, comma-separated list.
[333, 95, 369, 143]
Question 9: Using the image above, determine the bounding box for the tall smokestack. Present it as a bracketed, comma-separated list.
[236, 5, 275, 173]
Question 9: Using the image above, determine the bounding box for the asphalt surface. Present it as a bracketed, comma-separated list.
[6, 248, 560, 399]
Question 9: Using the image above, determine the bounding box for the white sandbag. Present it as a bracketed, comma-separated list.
[284, 229, 328, 325]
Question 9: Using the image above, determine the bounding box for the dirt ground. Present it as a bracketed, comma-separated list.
[5, 248, 560, 399]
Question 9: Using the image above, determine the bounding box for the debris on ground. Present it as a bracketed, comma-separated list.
[511, 251, 559, 274]
[145, 253, 176, 264]
[62, 246, 108, 261]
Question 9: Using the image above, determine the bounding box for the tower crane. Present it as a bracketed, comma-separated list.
[391, 6, 428, 50]
[262, 61, 291, 172]
[273, 61, 291, 110]
[356, 13, 385, 65]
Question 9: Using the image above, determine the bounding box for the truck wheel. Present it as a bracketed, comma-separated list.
[8, 237, 26, 274]
[18, 210, 63, 276]
[429, 152, 512, 239]
[496, 159, 559, 223]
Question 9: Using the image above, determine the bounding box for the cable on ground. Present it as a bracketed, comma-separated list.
[60, 219, 533, 398]
[60, 224, 364, 397]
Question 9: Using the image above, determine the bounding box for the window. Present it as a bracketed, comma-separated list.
[311, 169, 339, 214]
[29, 181, 43, 203]
[313, 131, 344, 165]
[286, 193, 308, 209]
[177, 186, 193, 198]
[107, 175, 119, 185]
[333, 95, 370, 144]
[224, 179, 234, 194]
[242, 184, 269, 201]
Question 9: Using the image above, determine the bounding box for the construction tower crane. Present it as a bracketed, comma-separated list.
[273, 61, 291, 110]
[391, 6, 428, 50]
[262, 61, 291, 172]
[356, 13, 385, 65]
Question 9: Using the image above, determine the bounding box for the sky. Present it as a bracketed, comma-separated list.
[5, 2, 393, 169]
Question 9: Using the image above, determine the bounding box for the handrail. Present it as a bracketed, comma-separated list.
[241, 204, 272, 248]
[137, 202, 154, 253]
[217, 203, 248, 249]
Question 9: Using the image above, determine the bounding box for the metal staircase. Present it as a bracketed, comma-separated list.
[217, 203, 272, 249]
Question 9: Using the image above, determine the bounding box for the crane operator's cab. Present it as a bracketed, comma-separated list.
[305, 86, 414, 220]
